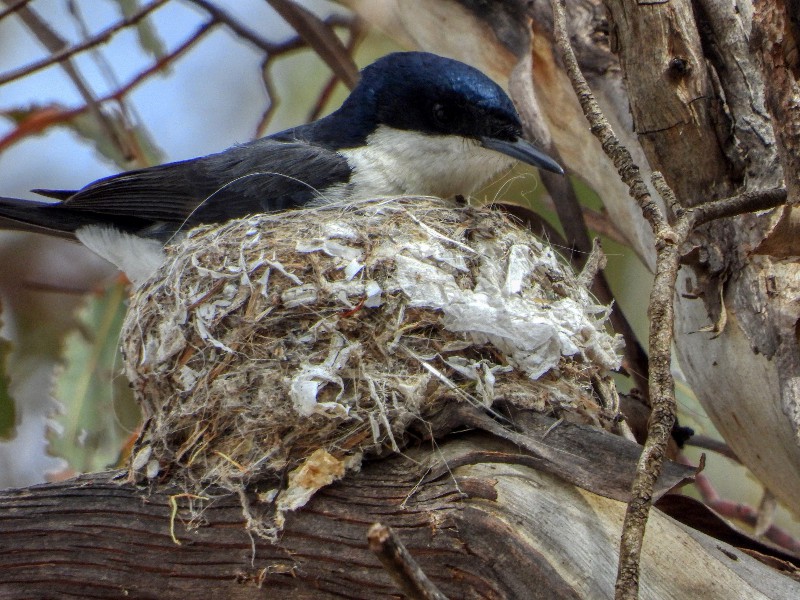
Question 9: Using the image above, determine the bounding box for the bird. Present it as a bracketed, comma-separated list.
[0, 51, 563, 282]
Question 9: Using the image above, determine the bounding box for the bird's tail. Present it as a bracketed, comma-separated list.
[0, 197, 92, 240]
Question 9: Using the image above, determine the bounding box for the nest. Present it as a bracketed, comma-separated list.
[121, 197, 622, 537]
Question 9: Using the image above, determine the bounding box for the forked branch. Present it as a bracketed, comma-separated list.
[550, 1, 788, 598]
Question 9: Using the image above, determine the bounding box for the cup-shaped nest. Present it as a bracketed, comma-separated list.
[121, 197, 621, 532]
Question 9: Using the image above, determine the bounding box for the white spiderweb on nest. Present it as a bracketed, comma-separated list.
[121, 197, 622, 538]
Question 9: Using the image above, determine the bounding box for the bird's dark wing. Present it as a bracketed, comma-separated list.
[36, 138, 352, 231]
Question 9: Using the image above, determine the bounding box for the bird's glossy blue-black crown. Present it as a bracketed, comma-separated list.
[304, 52, 524, 149]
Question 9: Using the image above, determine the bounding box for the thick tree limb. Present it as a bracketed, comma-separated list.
[0, 434, 796, 599]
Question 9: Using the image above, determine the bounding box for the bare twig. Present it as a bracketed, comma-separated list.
[680, 455, 800, 553]
[0, 21, 215, 154]
[683, 434, 739, 462]
[307, 17, 365, 121]
[0, 0, 31, 20]
[254, 13, 360, 136]
[0, 0, 169, 86]
[266, 0, 359, 88]
[67, 0, 147, 165]
[367, 523, 449, 600]
[252, 34, 326, 137]
[576, 238, 607, 288]
[105, 22, 215, 103]
[182, 0, 278, 53]
[0, 0, 164, 163]
[551, 2, 684, 598]
[692, 187, 788, 225]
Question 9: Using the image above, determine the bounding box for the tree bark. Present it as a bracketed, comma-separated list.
[1, 434, 797, 599]
[338, 0, 800, 519]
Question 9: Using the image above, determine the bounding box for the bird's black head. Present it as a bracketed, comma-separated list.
[332, 52, 563, 174]
[356, 52, 520, 141]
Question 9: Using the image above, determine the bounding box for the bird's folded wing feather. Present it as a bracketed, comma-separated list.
[38, 139, 352, 226]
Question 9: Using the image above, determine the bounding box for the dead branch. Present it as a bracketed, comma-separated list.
[368, 523, 450, 600]
[0, 433, 794, 599]
[551, 3, 684, 597]
[692, 187, 788, 226]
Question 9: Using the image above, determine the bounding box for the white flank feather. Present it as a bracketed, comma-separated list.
[76, 225, 165, 285]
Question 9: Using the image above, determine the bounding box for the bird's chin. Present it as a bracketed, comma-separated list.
[421, 144, 517, 200]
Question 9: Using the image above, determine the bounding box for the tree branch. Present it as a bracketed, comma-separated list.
[551, 3, 687, 598]
[368, 523, 450, 600]
[692, 187, 788, 226]
[0, 0, 168, 86]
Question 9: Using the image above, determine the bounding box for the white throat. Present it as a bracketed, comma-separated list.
[333, 125, 515, 200]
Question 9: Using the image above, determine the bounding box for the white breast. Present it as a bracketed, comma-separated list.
[329, 125, 515, 201]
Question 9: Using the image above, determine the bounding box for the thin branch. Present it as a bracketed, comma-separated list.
[550, 5, 669, 239]
[368, 523, 450, 600]
[182, 0, 280, 53]
[253, 34, 324, 137]
[186, 1, 361, 136]
[551, 3, 684, 599]
[307, 17, 366, 121]
[0, 21, 215, 154]
[252, 14, 359, 136]
[692, 187, 788, 225]
[681, 455, 800, 554]
[0, 0, 169, 86]
[106, 21, 215, 103]
[0, 0, 31, 20]
[66, 0, 145, 165]
[683, 434, 739, 462]
[266, 0, 359, 89]
[0, 0, 164, 163]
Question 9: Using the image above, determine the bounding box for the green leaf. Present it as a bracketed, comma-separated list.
[67, 110, 165, 170]
[116, 0, 167, 59]
[49, 281, 141, 472]
[0, 325, 16, 440]
[1, 104, 165, 170]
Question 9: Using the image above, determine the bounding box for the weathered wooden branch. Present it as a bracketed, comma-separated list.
[1, 432, 797, 599]
[368, 523, 450, 600]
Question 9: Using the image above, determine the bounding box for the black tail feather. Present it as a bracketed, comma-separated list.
[31, 188, 76, 201]
[0, 196, 94, 240]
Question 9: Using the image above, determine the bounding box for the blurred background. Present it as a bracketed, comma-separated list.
[0, 0, 793, 541]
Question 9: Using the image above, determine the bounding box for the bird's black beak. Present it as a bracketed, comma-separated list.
[481, 136, 564, 175]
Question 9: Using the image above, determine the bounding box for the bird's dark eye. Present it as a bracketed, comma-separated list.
[431, 102, 453, 128]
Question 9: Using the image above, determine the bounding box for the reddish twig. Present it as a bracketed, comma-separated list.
[0, 0, 32, 20]
[0, 21, 215, 154]
[680, 455, 800, 554]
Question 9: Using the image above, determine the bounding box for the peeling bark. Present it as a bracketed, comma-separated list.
[338, 0, 800, 520]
